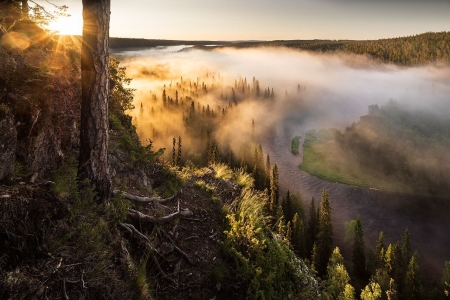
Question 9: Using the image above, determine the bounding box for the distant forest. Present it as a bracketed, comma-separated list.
[213, 32, 450, 65]
[112, 32, 450, 66]
[109, 37, 230, 48]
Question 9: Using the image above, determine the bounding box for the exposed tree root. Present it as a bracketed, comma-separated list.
[127, 202, 193, 224]
[113, 190, 178, 205]
[119, 222, 178, 286]
[158, 228, 195, 266]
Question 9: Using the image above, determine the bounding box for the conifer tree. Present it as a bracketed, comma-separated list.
[78, 0, 112, 202]
[376, 232, 386, 268]
[352, 215, 366, 278]
[401, 229, 412, 268]
[162, 89, 167, 106]
[269, 164, 279, 214]
[314, 189, 333, 276]
[307, 197, 318, 256]
[292, 213, 306, 257]
[286, 221, 292, 243]
[177, 136, 182, 166]
[172, 136, 176, 166]
[282, 190, 293, 222]
[386, 278, 398, 300]
[361, 281, 382, 300]
[265, 154, 271, 189]
[404, 252, 424, 300]
[324, 247, 354, 300]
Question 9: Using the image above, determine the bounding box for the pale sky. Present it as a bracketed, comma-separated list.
[47, 0, 450, 40]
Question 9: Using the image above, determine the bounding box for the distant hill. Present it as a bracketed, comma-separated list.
[109, 37, 233, 49]
[110, 32, 450, 65]
[210, 32, 450, 65]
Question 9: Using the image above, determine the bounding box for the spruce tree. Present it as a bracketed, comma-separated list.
[265, 154, 271, 189]
[172, 136, 176, 166]
[292, 213, 306, 257]
[376, 232, 386, 268]
[269, 164, 279, 214]
[352, 216, 366, 278]
[401, 229, 412, 268]
[404, 252, 424, 300]
[177, 136, 182, 166]
[283, 190, 293, 222]
[314, 189, 333, 277]
[307, 197, 318, 257]
[324, 247, 354, 300]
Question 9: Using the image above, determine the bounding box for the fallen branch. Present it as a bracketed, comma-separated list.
[119, 222, 178, 285]
[113, 190, 178, 205]
[127, 203, 193, 224]
[159, 228, 195, 266]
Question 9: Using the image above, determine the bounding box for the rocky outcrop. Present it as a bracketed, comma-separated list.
[0, 108, 17, 180]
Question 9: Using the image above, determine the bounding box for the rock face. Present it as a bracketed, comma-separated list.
[0, 109, 17, 180]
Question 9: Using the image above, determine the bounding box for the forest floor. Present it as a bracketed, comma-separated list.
[0, 166, 245, 299]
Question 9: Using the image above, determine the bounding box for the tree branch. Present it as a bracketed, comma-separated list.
[119, 222, 178, 285]
[158, 228, 195, 265]
[113, 190, 178, 205]
[127, 203, 192, 224]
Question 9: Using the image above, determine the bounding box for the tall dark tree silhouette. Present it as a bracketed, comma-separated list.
[314, 189, 333, 276]
[78, 0, 111, 202]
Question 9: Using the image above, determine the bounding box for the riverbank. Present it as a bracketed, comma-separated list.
[299, 129, 413, 194]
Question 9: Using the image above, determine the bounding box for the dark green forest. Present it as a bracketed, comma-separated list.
[110, 32, 450, 66]
[208, 32, 450, 66]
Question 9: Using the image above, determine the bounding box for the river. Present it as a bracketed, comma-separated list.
[263, 119, 450, 280]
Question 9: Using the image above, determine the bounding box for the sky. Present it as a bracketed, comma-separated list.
[47, 0, 450, 40]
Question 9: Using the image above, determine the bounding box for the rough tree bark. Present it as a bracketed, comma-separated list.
[21, 0, 27, 17]
[78, 0, 111, 202]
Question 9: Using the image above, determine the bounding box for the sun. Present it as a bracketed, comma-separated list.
[47, 14, 83, 35]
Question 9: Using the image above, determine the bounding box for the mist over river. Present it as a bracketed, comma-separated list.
[113, 45, 450, 280]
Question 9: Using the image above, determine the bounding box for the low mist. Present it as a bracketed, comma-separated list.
[113, 46, 450, 159]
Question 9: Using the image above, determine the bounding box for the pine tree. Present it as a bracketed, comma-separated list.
[172, 136, 176, 166]
[360, 281, 382, 300]
[265, 154, 271, 189]
[324, 247, 354, 300]
[286, 221, 292, 243]
[269, 164, 279, 215]
[282, 190, 293, 222]
[177, 136, 182, 166]
[401, 229, 412, 268]
[376, 232, 386, 268]
[314, 189, 333, 277]
[162, 89, 167, 106]
[404, 252, 424, 300]
[386, 278, 398, 300]
[78, 0, 112, 202]
[307, 197, 318, 257]
[292, 213, 306, 257]
[352, 216, 366, 278]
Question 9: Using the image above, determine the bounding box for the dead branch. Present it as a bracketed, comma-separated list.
[127, 203, 192, 224]
[113, 190, 178, 205]
[119, 222, 178, 286]
[159, 228, 195, 266]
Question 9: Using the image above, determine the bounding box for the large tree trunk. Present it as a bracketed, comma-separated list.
[78, 0, 111, 202]
[21, 0, 28, 18]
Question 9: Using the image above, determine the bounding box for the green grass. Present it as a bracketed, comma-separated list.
[290, 136, 301, 155]
[300, 138, 413, 194]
